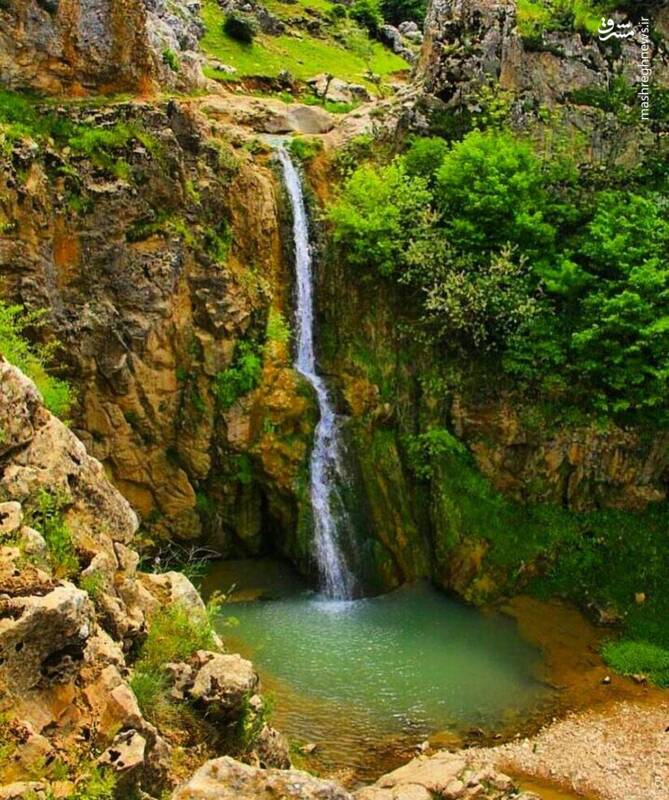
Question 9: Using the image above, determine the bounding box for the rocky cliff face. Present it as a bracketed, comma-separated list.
[0, 98, 317, 557]
[0, 0, 207, 94]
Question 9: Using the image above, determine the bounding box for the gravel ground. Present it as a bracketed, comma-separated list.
[474, 700, 669, 800]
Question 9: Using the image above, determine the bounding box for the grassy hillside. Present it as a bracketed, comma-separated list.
[201, 0, 408, 89]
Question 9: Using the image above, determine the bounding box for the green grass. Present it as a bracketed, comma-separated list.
[201, 0, 406, 86]
[602, 639, 669, 687]
[28, 490, 79, 578]
[517, 0, 615, 39]
[130, 600, 221, 722]
[265, 0, 336, 17]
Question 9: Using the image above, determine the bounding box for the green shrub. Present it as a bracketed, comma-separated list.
[130, 598, 222, 721]
[223, 11, 258, 43]
[288, 136, 323, 162]
[162, 47, 181, 72]
[0, 302, 72, 417]
[434, 129, 556, 256]
[265, 308, 291, 345]
[403, 136, 449, 182]
[28, 490, 79, 578]
[203, 219, 233, 264]
[328, 161, 431, 276]
[71, 766, 116, 800]
[602, 639, 669, 687]
[79, 572, 104, 601]
[380, 0, 427, 25]
[350, 0, 383, 35]
[404, 427, 467, 479]
[214, 341, 262, 409]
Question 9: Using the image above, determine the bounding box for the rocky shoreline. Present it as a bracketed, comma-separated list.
[2, 357, 667, 800]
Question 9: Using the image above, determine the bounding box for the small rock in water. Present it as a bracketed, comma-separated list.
[300, 743, 318, 755]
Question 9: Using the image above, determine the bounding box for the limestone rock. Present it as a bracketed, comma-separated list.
[261, 104, 336, 134]
[171, 756, 353, 799]
[0, 502, 22, 537]
[252, 724, 291, 769]
[0, 361, 139, 545]
[139, 570, 206, 614]
[0, 582, 93, 693]
[307, 74, 372, 104]
[0, 0, 206, 94]
[0, 783, 48, 800]
[0, 0, 156, 94]
[169, 651, 259, 720]
[357, 751, 521, 800]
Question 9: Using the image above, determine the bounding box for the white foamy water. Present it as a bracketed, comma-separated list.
[278, 146, 355, 599]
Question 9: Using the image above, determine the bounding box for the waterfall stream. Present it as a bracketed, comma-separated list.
[278, 146, 355, 599]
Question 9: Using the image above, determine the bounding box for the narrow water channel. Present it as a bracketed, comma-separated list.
[201, 558, 555, 782]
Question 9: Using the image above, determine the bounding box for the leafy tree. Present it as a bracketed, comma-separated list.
[328, 161, 431, 277]
[568, 191, 669, 416]
[350, 0, 384, 35]
[403, 136, 449, 183]
[434, 130, 556, 256]
[223, 11, 258, 43]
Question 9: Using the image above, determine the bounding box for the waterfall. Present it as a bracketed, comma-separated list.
[277, 146, 355, 600]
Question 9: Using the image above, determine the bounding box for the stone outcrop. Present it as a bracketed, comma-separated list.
[356, 750, 537, 800]
[417, 0, 669, 106]
[0, 0, 207, 94]
[171, 756, 353, 800]
[167, 650, 259, 718]
[451, 395, 669, 511]
[0, 361, 173, 793]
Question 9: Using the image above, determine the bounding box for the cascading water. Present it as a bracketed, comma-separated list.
[277, 145, 355, 599]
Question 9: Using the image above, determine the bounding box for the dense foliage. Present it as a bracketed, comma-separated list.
[0, 301, 71, 417]
[329, 131, 669, 424]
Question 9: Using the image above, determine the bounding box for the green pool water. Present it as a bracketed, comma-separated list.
[201, 559, 553, 779]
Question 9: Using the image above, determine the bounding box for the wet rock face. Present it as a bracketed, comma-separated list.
[0, 0, 207, 94]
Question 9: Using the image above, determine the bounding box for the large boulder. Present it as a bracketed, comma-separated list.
[171, 756, 353, 800]
[167, 650, 259, 720]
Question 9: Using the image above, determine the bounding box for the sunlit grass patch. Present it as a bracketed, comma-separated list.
[201, 0, 406, 87]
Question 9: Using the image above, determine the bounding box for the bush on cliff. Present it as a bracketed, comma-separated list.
[0, 301, 71, 418]
[223, 11, 258, 43]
